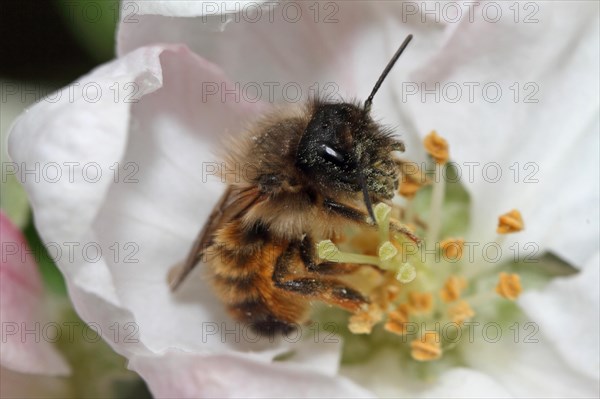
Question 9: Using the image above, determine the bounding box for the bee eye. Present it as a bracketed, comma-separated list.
[318, 143, 345, 166]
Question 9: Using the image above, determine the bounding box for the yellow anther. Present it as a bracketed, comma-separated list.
[397, 160, 429, 192]
[396, 263, 417, 284]
[368, 275, 402, 310]
[317, 240, 339, 260]
[448, 300, 475, 325]
[439, 238, 465, 261]
[399, 171, 426, 199]
[497, 209, 524, 234]
[439, 275, 467, 303]
[408, 292, 433, 313]
[384, 303, 411, 335]
[399, 179, 421, 198]
[374, 203, 392, 225]
[411, 332, 442, 361]
[379, 241, 398, 261]
[384, 285, 401, 304]
[349, 304, 383, 334]
[496, 272, 523, 300]
[423, 131, 449, 164]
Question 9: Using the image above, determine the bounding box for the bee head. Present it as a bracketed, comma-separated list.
[296, 101, 403, 214]
[297, 34, 412, 222]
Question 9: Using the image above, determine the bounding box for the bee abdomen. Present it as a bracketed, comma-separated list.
[209, 221, 274, 280]
[208, 219, 309, 334]
[228, 299, 297, 336]
[212, 272, 263, 304]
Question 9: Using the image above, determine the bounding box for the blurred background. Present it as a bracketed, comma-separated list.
[1, 1, 151, 397]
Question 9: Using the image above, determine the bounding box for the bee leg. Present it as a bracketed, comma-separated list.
[273, 242, 368, 312]
[323, 198, 420, 243]
[323, 198, 369, 224]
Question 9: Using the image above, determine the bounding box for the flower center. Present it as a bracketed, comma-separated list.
[316, 131, 527, 364]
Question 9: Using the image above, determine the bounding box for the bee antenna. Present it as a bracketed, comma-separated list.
[364, 34, 413, 112]
[359, 171, 377, 225]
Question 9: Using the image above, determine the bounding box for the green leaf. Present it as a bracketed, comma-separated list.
[55, 0, 119, 63]
[55, 307, 153, 398]
[23, 218, 67, 295]
[0, 175, 30, 228]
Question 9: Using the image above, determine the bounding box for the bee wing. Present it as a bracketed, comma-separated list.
[169, 185, 263, 290]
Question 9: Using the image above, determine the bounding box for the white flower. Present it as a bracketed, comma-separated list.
[8, 1, 599, 397]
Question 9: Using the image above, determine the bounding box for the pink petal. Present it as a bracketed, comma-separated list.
[0, 212, 70, 375]
[0, 366, 69, 398]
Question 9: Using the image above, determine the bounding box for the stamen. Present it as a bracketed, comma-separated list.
[399, 172, 424, 199]
[408, 292, 433, 314]
[439, 238, 465, 261]
[384, 285, 401, 303]
[317, 240, 380, 265]
[375, 203, 391, 243]
[439, 276, 467, 303]
[384, 303, 411, 335]
[424, 131, 449, 245]
[410, 332, 442, 361]
[396, 263, 417, 283]
[378, 242, 398, 262]
[423, 131, 449, 165]
[397, 161, 429, 227]
[495, 272, 523, 300]
[447, 300, 475, 325]
[497, 209, 524, 234]
[327, 123, 535, 371]
[349, 304, 383, 334]
[425, 163, 446, 245]
[370, 276, 402, 309]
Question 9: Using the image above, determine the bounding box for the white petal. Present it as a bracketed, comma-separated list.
[8, 43, 342, 378]
[89, 46, 275, 356]
[8, 46, 165, 245]
[7, 46, 171, 360]
[401, 2, 600, 267]
[117, 3, 422, 92]
[0, 212, 70, 375]
[118, 2, 599, 269]
[340, 350, 512, 398]
[519, 251, 600, 382]
[462, 317, 599, 398]
[118, 2, 447, 163]
[126, 0, 270, 17]
[129, 349, 373, 399]
[417, 368, 512, 398]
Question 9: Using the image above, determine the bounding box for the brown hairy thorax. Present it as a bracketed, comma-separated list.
[219, 98, 402, 240]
